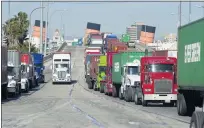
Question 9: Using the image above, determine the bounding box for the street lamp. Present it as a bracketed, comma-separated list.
[29, 6, 45, 53]
[48, 9, 68, 51]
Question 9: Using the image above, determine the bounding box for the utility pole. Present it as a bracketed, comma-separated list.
[44, 1, 49, 56]
[40, 1, 43, 53]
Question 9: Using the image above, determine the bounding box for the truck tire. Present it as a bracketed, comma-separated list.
[177, 93, 195, 116]
[142, 94, 148, 106]
[29, 79, 33, 89]
[2, 84, 8, 100]
[100, 83, 104, 93]
[134, 93, 141, 105]
[41, 75, 45, 83]
[131, 87, 136, 102]
[112, 86, 117, 97]
[125, 87, 131, 102]
[104, 85, 108, 95]
[93, 81, 97, 91]
[190, 112, 204, 128]
[119, 87, 123, 100]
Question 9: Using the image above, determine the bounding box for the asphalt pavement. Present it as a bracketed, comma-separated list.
[2, 45, 194, 128]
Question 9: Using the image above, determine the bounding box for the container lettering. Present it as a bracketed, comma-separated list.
[184, 42, 201, 63]
[114, 62, 120, 72]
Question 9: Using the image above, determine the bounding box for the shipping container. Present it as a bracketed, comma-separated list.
[112, 51, 146, 84]
[107, 41, 128, 52]
[139, 25, 156, 44]
[152, 50, 177, 58]
[1, 44, 8, 99]
[87, 22, 101, 31]
[177, 17, 204, 121]
[8, 50, 21, 81]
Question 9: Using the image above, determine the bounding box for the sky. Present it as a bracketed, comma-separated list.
[2, 1, 204, 40]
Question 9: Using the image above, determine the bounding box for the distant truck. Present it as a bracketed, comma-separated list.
[31, 53, 45, 83]
[104, 52, 117, 95]
[152, 50, 177, 58]
[88, 33, 103, 47]
[177, 18, 204, 127]
[96, 55, 107, 93]
[21, 53, 37, 90]
[112, 51, 146, 101]
[134, 56, 177, 107]
[87, 54, 102, 89]
[7, 50, 22, 96]
[1, 44, 8, 99]
[52, 52, 72, 84]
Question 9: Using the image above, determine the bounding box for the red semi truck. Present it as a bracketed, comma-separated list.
[87, 55, 102, 89]
[21, 53, 37, 88]
[134, 56, 178, 107]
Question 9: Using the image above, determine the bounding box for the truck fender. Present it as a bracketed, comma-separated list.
[120, 86, 124, 94]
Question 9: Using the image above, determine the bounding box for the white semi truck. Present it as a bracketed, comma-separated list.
[52, 52, 71, 84]
[119, 59, 141, 102]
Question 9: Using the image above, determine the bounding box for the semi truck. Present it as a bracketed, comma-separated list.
[96, 55, 107, 93]
[52, 52, 72, 84]
[7, 50, 21, 96]
[87, 54, 102, 89]
[21, 53, 36, 89]
[112, 51, 146, 101]
[177, 18, 204, 127]
[152, 50, 177, 58]
[1, 44, 8, 99]
[104, 52, 117, 95]
[134, 56, 177, 107]
[31, 53, 45, 83]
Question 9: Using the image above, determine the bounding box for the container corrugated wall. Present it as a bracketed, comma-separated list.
[178, 18, 204, 88]
[7, 50, 21, 80]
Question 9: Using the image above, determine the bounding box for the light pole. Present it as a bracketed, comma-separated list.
[29, 6, 45, 53]
[48, 9, 68, 49]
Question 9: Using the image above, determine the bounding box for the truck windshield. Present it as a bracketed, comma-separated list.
[148, 64, 173, 72]
[99, 66, 106, 73]
[21, 65, 27, 72]
[127, 66, 139, 75]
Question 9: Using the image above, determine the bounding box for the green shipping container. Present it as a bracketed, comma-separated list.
[72, 42, 77, 46]
[112, 51, 147, 84]
[178, 18, 204, 89]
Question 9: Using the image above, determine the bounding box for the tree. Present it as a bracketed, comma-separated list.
[2, 11, 29, 47]
[8, 41, 38, 53]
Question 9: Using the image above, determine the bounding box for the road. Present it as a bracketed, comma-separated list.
[2, 45, 192, 128]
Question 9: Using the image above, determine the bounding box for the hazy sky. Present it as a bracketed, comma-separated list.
[2, 1, 204, 39]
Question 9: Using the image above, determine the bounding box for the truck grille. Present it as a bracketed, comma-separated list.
[58, 71, 66, 79]
[154, 79, 172, 94]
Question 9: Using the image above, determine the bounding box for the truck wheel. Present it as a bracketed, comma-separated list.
[142, 94, 148, 106]
[18, 84, 21, 96]
[125, 87, 131, 102]
[2, 85, 8, 100]
[29, 80, 33, 89]
[100, 83, 104, 93]
[112, 86, 117, 97]
[93, 82, 97, 91]
[134, 93, 141, 105]
[104, 85, 108, 95]
[25, 82, 30, 93]
[177, 93, 195, 116]
[190, 112, 204, 128]
[119, 87, 123, 100]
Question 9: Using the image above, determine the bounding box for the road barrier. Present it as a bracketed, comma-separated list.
[43, 42, 67, 62]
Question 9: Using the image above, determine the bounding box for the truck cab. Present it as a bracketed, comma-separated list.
[96, 55, 107, 92]
[120, 59, 140, 101]
[52, 52, 71, 84]
[135, 56, 177, 106]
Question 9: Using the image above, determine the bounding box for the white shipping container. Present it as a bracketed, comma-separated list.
[91, 39, 103, 45]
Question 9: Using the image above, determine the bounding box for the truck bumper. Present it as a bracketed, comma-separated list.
[144, 94, 177, 103]
[21, 82, 26, 90]
[7, 87, 16, 93]
[53, 78, 71, 83]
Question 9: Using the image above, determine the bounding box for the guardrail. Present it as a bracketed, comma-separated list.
[43, 42, 67, 62]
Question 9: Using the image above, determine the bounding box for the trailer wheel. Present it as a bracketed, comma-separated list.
[100, 83, 104, 93]
[142, 94, 148, 106]
[2, 84, 8, 100]
[190, 112, 204, 128]
[134, 93, 141, 105]
[93, 81, 97, 91]
[112, 85, 117, 97]
[119, 87, 123, 100]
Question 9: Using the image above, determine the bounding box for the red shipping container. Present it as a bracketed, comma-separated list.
[107, 41, 128, 52]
